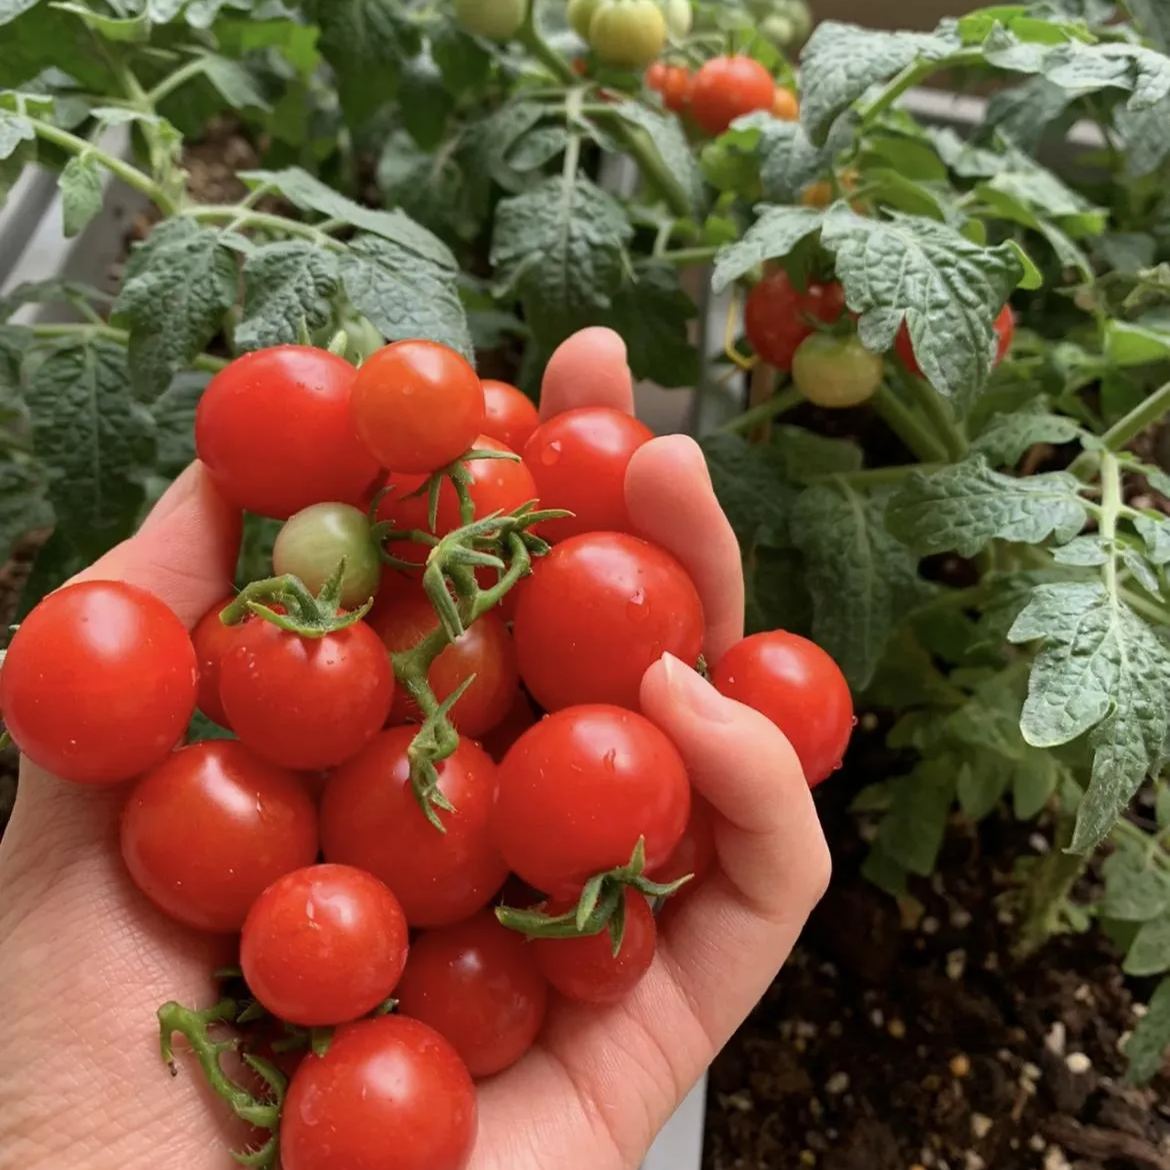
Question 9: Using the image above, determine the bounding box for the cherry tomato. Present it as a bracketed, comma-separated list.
[646, 61, 667, 90]
[454, 0, 525, 40]
[663, 0, 692, 36]
[792, 333, 883, 408]
[479, 688, 538, 762]
[0, 581, 196, 786]
[521, 407, 652, 544]
[512, 532, 704, 712]
[196, 346, 379, 520]
[371, 592, 518, 738]
[281, 1015, 476, 1170]
[589, 0, 667, 70]
[481, 380, 540, 452]
[395, 911, 548, 1078]
[661, 65, 694, 111]
[493, 704, 691, 897]
[377, 434, 536, 566]
[190, 595, 240, 728]
[352, 340, 484, 475]
[772, 85, 799, 121]
[744, 272, 846, 372]
[648, 796, 715, 896]
[896, 303, 1014, 378]
[273, 503, 381, 609]
[711, 630, 853, 786]
[120, 741, 317, 932]
[219, 618, 392, 770]
[241, 864, 408, 1026]
[690, 56, 774, 135]
[533, 888, 656, 1004]
[322, 729, 508, 928]
[568, 0, 603, 38]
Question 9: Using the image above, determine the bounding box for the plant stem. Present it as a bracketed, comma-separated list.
[814, 462, 942, 487]
[145, 57, 208, 106]
[1101, 377, 1170, 452]
[31, 323, 228, 372]
[658, 245, 719, 265]
[26, 117, 177, 214]
[187, 205, 343, 246]
[1100, 448, 1122, 603]
[718, 385, 801, 433]
[872, 384, 948, 463]
[858, 50, 985, 128]
[900, 368, 967, 461]
[1013, 819, 1088, 959]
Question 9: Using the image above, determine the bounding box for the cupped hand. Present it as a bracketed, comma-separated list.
[0, 328, 829, 1170]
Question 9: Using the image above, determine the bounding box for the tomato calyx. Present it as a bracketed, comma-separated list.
[157, 998, 285, 1168]
[221, 559, 370, 638]
[496, 838, 689, 956]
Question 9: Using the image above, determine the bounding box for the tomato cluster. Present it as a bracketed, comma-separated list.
[645, 53, 798, 132]
[0, 333, 853, 1169]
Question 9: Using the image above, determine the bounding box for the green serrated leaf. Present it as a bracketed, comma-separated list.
[1134, 514, 1170, 566]
[1127, 0, 1170, 50]
[316, 0, 418, 122]
[700, 432, 794, 548]
[1125, 914, 1170, 976]
[59, 153, 102, 238]
[1012, 755, 1059, 819]
[1051, 534, 1110, 566]
[887, 457, 1087, 557]
[610, 101, 705, 217]
[874, 757, 956, 877]
[152, 371, 207, 478]
[970, 411, 1082, 466]
[1102, 842, 1170, 922]
[745, 545, 812, 636]
[984, 77, 1075, 153]
[236, 242, 339, 352]
[772, 426, 863, 483]
[506, 127, 567, 172]
[860, 842, 909, 897]
[0, 107, 35, 161]
[201, 53, 271, 111]
[957, 757, 1009, 820]
[112, 219, 237, 400]
[431, 18, 491, 95]
[601, 262, 698, 389]
[51, 1, 150, 41]
[339, 232, 471, 358]
[1106, 317, 1170, 367]
[0, 458, 50, 564]
[1121, 544, 1162, 596]
[790, 482, 929, 689]
[1126, 976, 1170, 1085]
[711, 205, 824, 291]
[400, 50, 452, 150]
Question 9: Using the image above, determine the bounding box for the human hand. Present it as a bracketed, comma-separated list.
[0, 327, 830, 1170]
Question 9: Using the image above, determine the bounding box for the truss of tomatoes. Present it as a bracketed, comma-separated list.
[0, 336, 853, 1170]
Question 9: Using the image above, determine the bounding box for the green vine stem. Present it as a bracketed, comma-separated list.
[220, 560, 370, 636]
[894, 366, 968, 461]
[1012, 817, 1088, 959]
[871, 383, 949, 463]
[30, 323, 228, 371]
[157, 999, 285, 1168]
[187, 205, 345, 247]
[1101, 377, 1170, 453]
[718, 385, 802, 434]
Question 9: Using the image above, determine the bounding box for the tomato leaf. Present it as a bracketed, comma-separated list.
[984, 76, 1076, 153]
[151, 372, 207, 478]
[490, 175, 632, 351]
[0, 0, 40, 24]
[957, 756, 1009, 820]
[200, 53, 271, 111]
[236, 242, 340, 352]
[399, 50, 452, 150]
[1124, 914, 1170, 976]
[970, 412, 1084, 466]
[601, 262, 698, 388]
[873, 756, 956, 877]
[1009, 581, 1170, 852]
[0, 458, 50, 566]
[711, 205, 824, 291]
[1133, 514, 1170, 566]
[1102, 840, 1170, 922]
[790, 483, 930, 689]
[887, 457, 1087, 557]
[316, 0, 419, 122]
[745, 546, 812, 637]
[26, 338, 154, 556]
[609, 101, 705, 217]
[1128, 0, 1170, 51]
[59, 153, 103, 238]
[700, 433, 795, 548]
[771, 426, 863, 483]
[339, 233, 471, 358]
[1126, 977, 1170, 1085]
[113, 219, 237, 401]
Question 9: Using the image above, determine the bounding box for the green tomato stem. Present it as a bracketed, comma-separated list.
[871, 383, 949, 463]
[718, 385, 802, 434]
[30, 324, 228, 372]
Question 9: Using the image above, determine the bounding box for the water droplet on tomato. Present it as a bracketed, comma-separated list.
[602, 749, 618, 771]
[626, 589, 650, 621]
[539, 440, 562, 466]
[832, 760, 843, 772]
[850, 716, 859, 728]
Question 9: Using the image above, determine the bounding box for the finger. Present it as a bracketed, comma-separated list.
[539, 327, 634, 419]
[625, 436, 744, 661]
[73, 461, 241, 628]
[641, 653, 830, 1047]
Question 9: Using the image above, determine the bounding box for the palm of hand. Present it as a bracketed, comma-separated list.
[0, 329, 829, 1170]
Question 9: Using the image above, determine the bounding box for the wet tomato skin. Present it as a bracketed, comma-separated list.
[395, 910, 548, 1077]
[120, 740, 318, 932]
[492, 704, 691, 899]
[321, 728, 508, 928]
[281, 1015, 477, 1170]
[0, 580, 197, 785]
[512, 531, 704, 712]
[191, 596, 241, 728]
[241, 863, 409, 1027]
[480, 380, 540, 452]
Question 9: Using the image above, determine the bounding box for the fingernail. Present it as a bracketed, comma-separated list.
[661, 652, 735, 724]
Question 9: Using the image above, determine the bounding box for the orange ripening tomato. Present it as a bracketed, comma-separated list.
[772, 86, 799, 121]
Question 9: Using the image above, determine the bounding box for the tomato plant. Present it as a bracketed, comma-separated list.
[512, 531, 704, 712]
[647, 63, 694, 112]
[321, 728, 508, 928]
[588, 0, 667, 70]
[0, 581, 196, 786]
[121, 741, 318, 932]
[690, 56, 775, 135]
[791, 333, 883, 408]
[454, 0, 525, 41]
[395, 910, 548, 1077]
[492, 704, 691, 898]
[895, 304, 1015, 381]
[241, 863, 409, 1027]
[744, 272, 846, 371]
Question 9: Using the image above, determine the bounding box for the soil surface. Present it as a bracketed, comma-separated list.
[704, 762, 1170, 1170]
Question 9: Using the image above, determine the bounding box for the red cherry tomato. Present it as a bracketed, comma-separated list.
[219, 618, 393, 770]
[897, 303, 1014, 378]
[493, 704, 691, 898]
[0, 581, 196, 785]
[647, 63, 693, 111]
[395, 910, 548, 1077]
[745, 272, 846, 372]
[322, 728, 508, 928]
[481, 380, 540, 452]
[533, 888, 656, 1004]
[195, 346, 380, 519]
[648, 796, 715, 896]
[521, 406, 652, 543]
[191, 596, 241, 728]
[711, 630, 853, 786]
[351, 340, 485, 474]
[241, 864, 409, 1027]
[120, 741, 318, 932]
[281, 1015, 476, 1170]
[371, 591, 518, 738]
[512, 532, 704, 712]
[690, 55, 774, 135]
[377, 434, 536, 566]
[479, 688, 539, 762]
[646, 60, 667, 90]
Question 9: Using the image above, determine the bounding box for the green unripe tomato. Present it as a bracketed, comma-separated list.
[663, 0, 692, 36]
[568, 0, 604, 39]
[777, 0, 812, 41]
[761, 13, 796, 47]
[273, 503, 383, 609]
[455, 0, 526, 40]
[589, 0, 667, 69]
[792, 334, 883, 408]
[343, 316, 385, 365]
